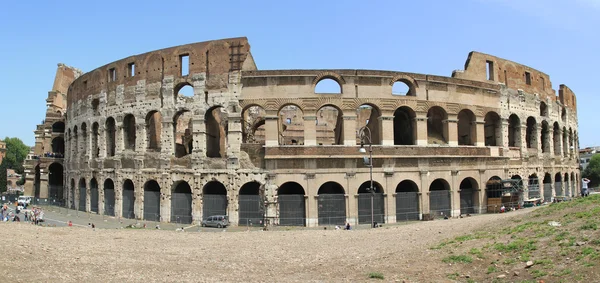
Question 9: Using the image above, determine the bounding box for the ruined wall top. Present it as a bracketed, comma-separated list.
[452, 51, 576, 110]
[52, 63, 82, 94]
[67, 37, 255, 107]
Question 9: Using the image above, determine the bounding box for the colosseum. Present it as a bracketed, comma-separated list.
[25, 37, 580, 227]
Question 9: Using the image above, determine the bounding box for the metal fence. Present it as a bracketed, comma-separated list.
[357, 193, 384, 224]
[122, 189, 135, 219]
[202, 194, 227, 220]
[78, 187, 86, 212]
[278, 195, 305, 226]
[395, 192, 419, 221]
[144, 191, 161, 222]
[48, 185, 63, 200]
[555, 182, 563, 197]
[317, 194, 346, 226]
[528, 183, 541, 199]
[90, 187, 99, 213]
[543, 183, 552, 202]
[171, 192, 192, 224]
[238, 195, 264, 226]
[104, 188, 115, 216]
[429, 190, 451, 218]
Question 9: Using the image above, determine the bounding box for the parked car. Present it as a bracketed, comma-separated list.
[201, 215, 229, 228]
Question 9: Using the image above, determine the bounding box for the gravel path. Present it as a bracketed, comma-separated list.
[0, 208, 536, 282]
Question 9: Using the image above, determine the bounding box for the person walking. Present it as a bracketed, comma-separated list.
[582, 178, 591, 197]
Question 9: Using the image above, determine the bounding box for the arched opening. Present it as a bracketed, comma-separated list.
[171, 181, 192, 224]
[460, 178, 479, 214]
[427, 106, 448, 145]
[90, 178, 99, 213]
[314, 78, 342, 94]
[173, 110, 193, 158]
[122, 179, 135, 219]
[242, 105, 266, 144]
[554, 173, 563, 197]
[51, 137, 64, 156]
[238, 181, 264, 226]
[568, 128, 574, 156]
[143, 180, 161, 221]
[176, 83, 194, 97]
[508, 114, 521, 147]
[356, 104, 382, 145]
[527, 174, 540, 199]
[484, 111, 501, 146]
[105, 117, 116, 157]
[146, 111, 162, 152]
[278, 105, 304, 145]
[202, 181, 228, 219]
[104, 179, 115, 216]
[486, 176, 503, 213]
[540, 102, 548, 117]
[458, 109, 476, 146]
[393, 106, 416, 145]
[395, 180, 419, 221]
[542, 173, 552, 202]
[48, 162, 63, 200]
[562, 127, 568, 158]
[277, 182, 306, 226]
[123, 114, 136, 151]
[392, 80, 412, 96]
[34, 165, 41, 199]
[205, 106, 227, 157]
[526, 117, 537, 149]
[316, 105, 343, 145]
[553, 122, 561, 155]
[541, 121, 550, 153]
[52, 121, 65, 133]
[73, 126, 78, 157]
[357, 181, 385, 225]
[429, 179, 451, 217]
[78, 178, 87, 212]
[561, 108, 567, 122]
[81, 123, 88, 156]
[70, 179, 75, 209]
[92, 122, 99, 158]
[317, 182, 346, 226]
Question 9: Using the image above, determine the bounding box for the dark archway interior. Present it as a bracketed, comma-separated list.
[460, 178, 477, 190]
[395, 180, 418, 192]
[430, 179, 449, 191]
[484, 112, 500, 146]
[508, 115, 520, 147]
[52, 122, 65, 133]
[48, 163, 63, 199]
[123, 114, 136, 150]
[457, 110, 476, 145]
[318, 182, 345, 194]
[203, 181, 227, 195]
[105, 117, 116, 157]
[427, 107, 447, 144]
[174, 181, 192, 194]
[240, 182, 260, 195]
[205, 107, 226, 157]
[358, 181, 383, 194]
[51, 137, 65, 155]
[278, 182, 305, 195]
[144, 180, 161, 191]
[393, 107, 415, 145]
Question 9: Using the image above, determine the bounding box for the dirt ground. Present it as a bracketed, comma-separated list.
[0, 209, 536, 283]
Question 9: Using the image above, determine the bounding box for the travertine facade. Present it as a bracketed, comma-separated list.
[60, 37, 579, 226]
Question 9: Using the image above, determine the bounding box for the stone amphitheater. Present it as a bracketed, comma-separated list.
[24, 37, 580, 227]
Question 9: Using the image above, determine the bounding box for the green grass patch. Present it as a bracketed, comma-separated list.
[368, 272, 384, 279]
[494, 239, 537, 253]
[554, 268, 572, 277]
[486, 265, 499, 274]
[534, 259, 552, 265]
[531, 269, 548, 278]
[503, 258, 516, 265]
[579, 222, 598, 230]
[469, 248, 484, 259]
[555, 231, 570, 241]
[447, 272, 459, 280]
[442, 255, 473, 264]
[583, 262, 595, 267]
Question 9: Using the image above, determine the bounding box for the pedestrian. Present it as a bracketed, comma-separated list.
[582, 178, 591, 197]
[68, 220, 73, 227]
[344, 222, 351, 230]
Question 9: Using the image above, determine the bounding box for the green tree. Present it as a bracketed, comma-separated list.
[0, 137, 30, 193]
[583, 154, 600, 188]
[0, 161, 7, 193]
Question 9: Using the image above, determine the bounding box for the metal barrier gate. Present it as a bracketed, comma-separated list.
[78, 186, 86, 212]
[278, 195, 305, 226]
[429, 190, 451, 218]
[543, 183, 552, 202]
[91, 187, 99, 213]
[317, 194, 346, 226]
[48, 185, 63, 200]
[122, 189, 135, 219]
[555, 181, 563, 197]
[144, 191, 161, 221]
[171, 192, 192, 224]
[395, 192, 419, 221]
[238, 195, 264, 226]
[202, 194, 227, 220]
[104, 188, 115, 216]
[460, 189, 475, 214]
[358, 193, 384, 224]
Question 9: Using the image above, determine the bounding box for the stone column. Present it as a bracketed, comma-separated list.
[114, 176, 123, 219]
[451, 170, 461, 217]
[555, 128, 563, 156]
[135, 121, 146, 154]
[98, 125, 107, 158]
[192, 116, 205, 159]
[547, 128, 554, 156]
[501, 118, 509, 148]
[386, 175, 396, 224]
[160, 176, 170, 223]
[343, 115, 357, 146]
[304, 115, 317, 146]
[380, 115, 394, 146]
[98, 174, 105, 215]
[446, 115, 458, 146]
[346, 173, 358, 225]
[116, 121, 124, 155]
[415, 114, 428, 146]
[134, 178, 143, 220]
[86, 178, 91, 212]
[39, 172, 49, 199]
[419, 171, 429, 219]
[264, 113, 278, 147]
[160, 117, 174, 156]
[478, 170, 487, 213]
[304, 195, 311, 227]
[520, 123, 527, 151]
[475, 118, 485, 147]
[227, 110, 242, 168]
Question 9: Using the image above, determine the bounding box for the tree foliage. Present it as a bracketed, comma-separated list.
[583, 154, 600, 188]
[3, 137, 29, 173]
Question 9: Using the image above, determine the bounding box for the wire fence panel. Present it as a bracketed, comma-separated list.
[358, 193, 385, 225]
[144, 191, 161, 222]
[122, 189, 135, 219]
[48, 185, 63, 200]
[70, 188, 75, 209]
[90, 187, 99, 213]
[104, 188, 115, 216]
[238, 195, 264, 226]
[528, 183, 540, 199]
[429, 190, 451, 218]
[460, 189, 475, 215]
[278, 195, 305, 226]
[171, 192, 192, 224]
[202, 194, 227, 220]
[317, 194, 346, 226]
[555, 182, 563, 197]
[543, 184, 552, 202]
[572, 181, 576, 196]
[78, 187, 86, 212]
[396, 192, 419, 221]
[564, 182, 571, 197]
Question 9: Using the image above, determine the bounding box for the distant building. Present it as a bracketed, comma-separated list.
[0, 140, 5, 165]
[579, 147, 600, 171]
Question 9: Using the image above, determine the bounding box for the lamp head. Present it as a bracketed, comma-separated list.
[359, 146, 367, 153]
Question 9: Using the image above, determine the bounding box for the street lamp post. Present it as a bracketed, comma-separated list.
[358, 126, 375, 228]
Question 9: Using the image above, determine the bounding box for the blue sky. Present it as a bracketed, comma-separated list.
[1, 0, 598, 147]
